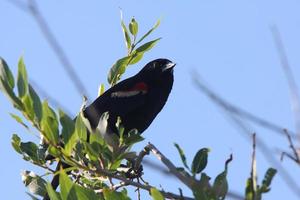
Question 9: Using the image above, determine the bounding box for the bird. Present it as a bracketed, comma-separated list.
[44, 58, 175, 199]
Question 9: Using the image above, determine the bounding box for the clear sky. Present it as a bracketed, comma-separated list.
[1, 1, 300, 199]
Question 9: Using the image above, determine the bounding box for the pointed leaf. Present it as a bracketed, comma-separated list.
[20, 141, 39, 162]
[191, 148, 210, 175]
[29, 84, 42, 123]
[107, 56, 130, 85]
[17, 56, 28, 98]
[136, 19, 160, 45]
[0, 57, 14, 89]
[59, 169, 75, 200]
[128, 52, 143, 65]
[103, 188, 130, 200]
[121, 18, 131, 50]
[213, 171, 228, 200]
[41, 101, 59, 144]
[174, 143, 190, 170]
[0, 78, 23, 109]
[46, 183, 62, 200]
[59, 110, 76, 156]
[75, 114, 87, 141]
[135, 38, 161, 54]
[260, 168, 277, 193]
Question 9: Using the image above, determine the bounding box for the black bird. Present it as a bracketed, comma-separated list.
[45, 58, 175, 199]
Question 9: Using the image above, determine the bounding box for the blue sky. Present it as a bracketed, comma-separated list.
[1, 0, 300, 199]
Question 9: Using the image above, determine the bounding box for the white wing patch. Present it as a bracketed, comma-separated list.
[111, 90, 146, 98]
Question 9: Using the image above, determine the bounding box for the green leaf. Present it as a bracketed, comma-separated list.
[59, 169, 77, 200]
[20, 141, 39, 162]
[17, 56, 28, 98]
[29, 84, 43, 123]
[11, 134, 22, 154]
[10, 113, 29, 129]
[75, 115, 87, 141]
[121, 17, 131, 51]
[212, 171, 228, 200]
[73, 184, 101, 200]
[41, 101, 59, 144]
[0, 77, 23, 110]
[191, 148, 210, 175]
[0, 57, 15, 89]
[103, 188, 131, 200]
[128, 52, 143, 65]
[260, 168, 277, 193]
[46, 183, 62, 200]
[150, 188, 164, 200]
[174, 143, 190, 170]
[59, 110, 76, 156]
[129, 18, 138, 36]
[22, 94, 34, 120]
[135, 38, 161, 54]
[107, 56, 131, 85]
[245, 178, 254, 200]
[136, 19, 161, 45]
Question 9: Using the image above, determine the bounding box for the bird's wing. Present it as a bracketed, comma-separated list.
[83, 78, 149, 129]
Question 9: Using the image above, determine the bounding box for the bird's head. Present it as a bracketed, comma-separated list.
[137, 58, 175, 84]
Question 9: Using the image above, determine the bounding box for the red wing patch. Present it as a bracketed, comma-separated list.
[111, 82, 148, 98]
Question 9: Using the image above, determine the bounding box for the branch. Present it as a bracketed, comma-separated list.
[192, 75, 296, 138]
[271, 25, 300, 139]
[7, 0, 89, 98]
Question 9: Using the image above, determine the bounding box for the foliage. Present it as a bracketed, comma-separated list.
[0, 15, 277, 200]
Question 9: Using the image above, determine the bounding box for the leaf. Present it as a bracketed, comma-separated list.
[98, 83, 105, 96]
[245, 178, 254, 200]
[174, 143, 190, 170]
[121, 16, 131, 51]
[20, 141, 39, 162]
[59, 169, 77, 200]
[129, 18, 138, 36]
[75, 114, 87, 141]
[59, 110, 76, 156]
[136, 19, 161, 45]
[10, 113, 29, 129]
[191, 148, 210, 175]
[128, 52, 143, 65]
[73, 184, 100, 200]
[135, 38, 161, 54]
[41, 101, 59, 144]
[29, 84, 43, 123]
[22, 94, 34, 120]
[17, 56, 29, 98]
[107, 56, 131, 85]
[46, 183, 62, 200]
[260, 168, 277, 193]
[0, 57, 15, 89]
[11, 134, 22, 154]
[150, 188, 164, 200]
[212, 171, 228, 200]
[0, 77, 23, 110]
[103, 188, 131, 200]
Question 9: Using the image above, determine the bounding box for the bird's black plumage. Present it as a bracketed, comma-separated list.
[83, 58, 175, 135]
[44, 58, 175, 200]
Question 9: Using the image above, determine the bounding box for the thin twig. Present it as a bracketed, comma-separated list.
[146, 143, 196, 189]
[282, 129, 300, 164]
[193, 76, 300, 197]
[271, 25, 300, 139]
[192, 74, 297, 138]
[7, 0, 89, 98]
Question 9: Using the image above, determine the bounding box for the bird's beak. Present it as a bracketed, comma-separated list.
[163, 62, 176, 72]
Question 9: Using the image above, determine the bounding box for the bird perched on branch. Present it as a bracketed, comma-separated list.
[44, 58, 175, 199]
